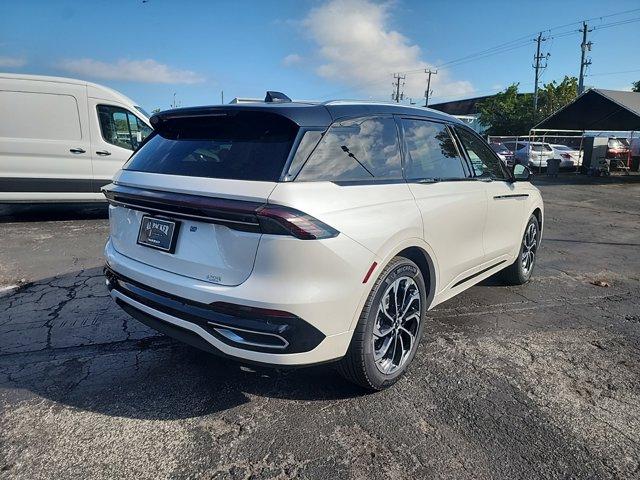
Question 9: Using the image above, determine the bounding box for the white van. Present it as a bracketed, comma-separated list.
[0, 73, 152, 202]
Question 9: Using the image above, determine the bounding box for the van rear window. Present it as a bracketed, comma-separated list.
[124, 111, 298, 181]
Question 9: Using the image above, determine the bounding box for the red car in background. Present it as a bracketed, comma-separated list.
[607, 138, 630, 160]
[490, 142, 515, 167]
[607, 138, 631, 170]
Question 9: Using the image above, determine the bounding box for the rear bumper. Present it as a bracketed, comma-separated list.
[105, 266, 326, 354]
[104, 238, 371, 365]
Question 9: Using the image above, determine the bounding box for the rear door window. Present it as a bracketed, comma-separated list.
[402, 119, 466, 180]
[295, 116, 401, 182]
[125, 111, 298, 181]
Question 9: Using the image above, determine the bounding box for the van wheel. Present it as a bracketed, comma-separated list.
[500, 215, 540, 285]
[337, 256, 426, 391]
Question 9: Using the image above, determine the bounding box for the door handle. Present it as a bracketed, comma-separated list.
[69, 148, 86, 154]
[96, 150, 111, 156]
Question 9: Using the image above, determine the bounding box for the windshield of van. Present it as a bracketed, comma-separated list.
[124, 111, 298, 181]
[135, 105, 151, 119]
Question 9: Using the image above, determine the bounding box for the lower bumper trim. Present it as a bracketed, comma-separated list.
[105, 266, 325, 354]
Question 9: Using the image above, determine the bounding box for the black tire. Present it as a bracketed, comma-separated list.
[337, 256, 427, 391]
[500, 215, 540, 285]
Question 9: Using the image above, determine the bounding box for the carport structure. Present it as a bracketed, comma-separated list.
[531, 89, 640, 173]
[534, 89, 640, 132]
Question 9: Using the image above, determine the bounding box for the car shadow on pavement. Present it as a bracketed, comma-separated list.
[0, 203, 108, 223]
[1, 342, 366, 420]
[531, 172, 640, 186]
[0, 267, 366, 420]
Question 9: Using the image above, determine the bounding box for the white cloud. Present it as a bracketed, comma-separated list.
[282, 53, 303, 66]
[302, 0, 474, 101]
[0, 56, 27, 68]
[57, 58, 204, 84]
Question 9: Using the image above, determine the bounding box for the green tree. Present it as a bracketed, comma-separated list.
[478, 76, 578, 135]
[632, 80, 640, 92]
[538, 76, 578, 119]
[477, 84, 534, 135]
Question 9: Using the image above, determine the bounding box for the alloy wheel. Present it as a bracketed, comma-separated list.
[521, 222, 538, 274]
[372, 276, 421, 374]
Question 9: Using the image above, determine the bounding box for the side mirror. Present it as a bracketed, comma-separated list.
[513, 164, 532, 181]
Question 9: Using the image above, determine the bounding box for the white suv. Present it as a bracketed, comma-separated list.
[103, 95, 543, 390]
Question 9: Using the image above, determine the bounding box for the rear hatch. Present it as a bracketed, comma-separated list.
[105, 109, 300, 286]
[529, 143, 554, 162]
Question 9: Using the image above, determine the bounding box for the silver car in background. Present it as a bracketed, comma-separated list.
[503, 141, 555, 169]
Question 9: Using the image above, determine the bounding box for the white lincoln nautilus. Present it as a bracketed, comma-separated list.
[103, 92, 543, 390]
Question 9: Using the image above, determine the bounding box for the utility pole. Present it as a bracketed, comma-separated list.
[533, 32, 549, 116]
[578, 22, 593, 95]
[424, 69, 437, 107]
[221, 90, 224, 104]
[392, 74, 405, 103]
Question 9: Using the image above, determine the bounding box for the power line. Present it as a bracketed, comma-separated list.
[318, 8, 640, 100]
[592, 16, 640, 30]
[586, 68, 640, 77]
[399, 8, 640, 76]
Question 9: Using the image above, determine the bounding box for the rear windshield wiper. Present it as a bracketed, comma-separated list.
[340, 145, 375, 178]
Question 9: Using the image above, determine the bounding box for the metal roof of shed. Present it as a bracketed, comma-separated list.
[534, 89, 640, 131]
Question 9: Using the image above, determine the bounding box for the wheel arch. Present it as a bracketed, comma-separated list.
[532, 207, 543, 233]
[347, 240, 438, 333]
[395, 246, 437, 311]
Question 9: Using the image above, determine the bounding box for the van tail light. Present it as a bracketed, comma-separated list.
[256, 205, 339, 240]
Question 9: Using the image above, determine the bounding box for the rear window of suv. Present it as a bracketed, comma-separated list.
[124, 111, 298, 181]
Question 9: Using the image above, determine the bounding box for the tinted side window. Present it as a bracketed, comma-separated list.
[285, 130, 323, 180]
[402, 119, 466, 180]
[97, 105, 151, 150]
[456, 128, 506, 180]
[296, 116, 401, 181]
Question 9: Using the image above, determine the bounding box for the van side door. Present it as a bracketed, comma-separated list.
[0, 83, 92, 199]
[400, 118, 487, 292]
[87, 100, 152, 190]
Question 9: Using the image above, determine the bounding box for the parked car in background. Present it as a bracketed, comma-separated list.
[550, 144, 582, 168]
[103, 95, 544, 390]
[0, 73, 152, 203]
[605, 138, 631, 170]
[502, 140, 555, 169]
[490, 142, 515, 167]
[630, 137, 640, 171]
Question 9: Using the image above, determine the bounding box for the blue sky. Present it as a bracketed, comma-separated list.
[1, 0, 639, 112]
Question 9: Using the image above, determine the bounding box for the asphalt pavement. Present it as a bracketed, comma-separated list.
[1, 176, 639, 479]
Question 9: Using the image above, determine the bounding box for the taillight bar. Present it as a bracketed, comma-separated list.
[102, 183, 338, 240]
[256, 204, 338, 240]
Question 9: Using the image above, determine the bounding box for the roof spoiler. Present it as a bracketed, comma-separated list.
[264, 91, 291, 103]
